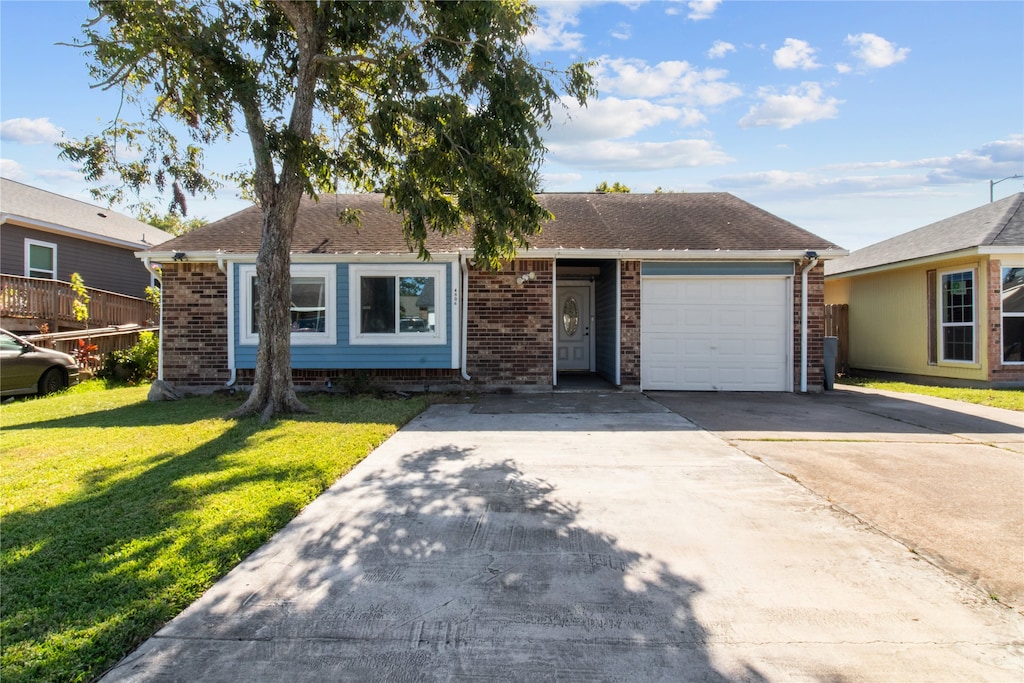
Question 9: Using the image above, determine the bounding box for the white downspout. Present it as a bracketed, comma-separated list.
[142, 257, 164, 381]
[216, 256, 237, 387]
[460, 255, 471, 381]
[800, 253, 819, 393]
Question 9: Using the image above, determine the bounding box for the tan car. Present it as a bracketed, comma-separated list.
[0, 329, 80, 397]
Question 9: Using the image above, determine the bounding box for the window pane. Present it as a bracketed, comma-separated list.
[943, 326, 973, 362]
[399, 276, 435, 333]
[291, 277, 325, 333]
[1003, 316, 1024, 363]
[361, 277, 396, 333]
[942, 272, 973, 323]
[1003, 268, 1024, 315]
[250, 277, 261, 334]
[29, 244, 53, 271]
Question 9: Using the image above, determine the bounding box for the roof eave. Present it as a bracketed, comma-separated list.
[825, 246, 997, 279]
[3, 213, 165, 250]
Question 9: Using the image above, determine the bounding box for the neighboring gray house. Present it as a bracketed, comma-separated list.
[140, 192, 846, 394]
[1, 178, 173, 333]
[1, 178, 172, 297]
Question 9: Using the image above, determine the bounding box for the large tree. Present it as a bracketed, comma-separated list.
[60, 0, 594, 421]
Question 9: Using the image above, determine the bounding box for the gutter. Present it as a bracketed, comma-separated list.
[141, 257, 165, 382]
[800, 251, 819, 393]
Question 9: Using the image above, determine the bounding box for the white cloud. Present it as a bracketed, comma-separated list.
[773, 38, 821, 70]
[1, 117, 63, 145]
[845, 33, 909, 69]
[547, 97, 684, 143]
[0, 158, 29, 180]
[738, 82, 841, 129]
[687, 0, 721, 21]
[548, 137, 734, 170]
[595, 57, 743, 107]
[835, 63, 852, 74]
[707, 40, 736, 59]
[611, 22, 631, 40]
[524, 3, 585, 52]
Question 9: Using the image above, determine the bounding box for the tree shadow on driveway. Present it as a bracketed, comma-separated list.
[108, 444, 770, 682]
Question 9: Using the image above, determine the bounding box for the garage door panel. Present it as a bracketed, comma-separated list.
[641, 276, 789, 391]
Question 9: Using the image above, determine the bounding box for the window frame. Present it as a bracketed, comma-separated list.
[24, 239, 57, 279]
[238, 264, 336, 346]
[1001, 266, 1024, 365]
[938, 268, 976, 364]
[348, 263, 447, 346]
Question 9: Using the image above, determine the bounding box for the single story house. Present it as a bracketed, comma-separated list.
[1, 177, 172, 298]
[825, 192, 1023, 385]
[139, 192, 845, 394]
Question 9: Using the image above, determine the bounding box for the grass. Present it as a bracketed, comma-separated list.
[0, 381, 429, 683]
[838, 376, 1024, 411]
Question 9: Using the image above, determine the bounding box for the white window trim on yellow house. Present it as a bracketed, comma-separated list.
[938, 266, 977, 365]
[1002, 266, 1024, 365]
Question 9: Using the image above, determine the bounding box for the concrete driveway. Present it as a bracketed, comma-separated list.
[103, 392, 1023, 682]
[650, 385, 1024, 612]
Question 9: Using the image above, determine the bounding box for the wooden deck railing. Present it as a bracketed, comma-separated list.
[0, 274, 156, 332]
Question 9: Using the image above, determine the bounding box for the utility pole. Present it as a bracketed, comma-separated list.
[990, 174, 1023, 202]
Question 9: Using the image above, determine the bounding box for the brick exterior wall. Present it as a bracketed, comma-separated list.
[619, 261, 641, 386]
[161, 262, 229, 387]
[158, 256, 824, 393]
[465, 259, 554, 386]
[793, 262, 826, 391]
[987, 259, 1024, 383]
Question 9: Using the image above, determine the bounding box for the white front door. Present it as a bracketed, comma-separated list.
[557, 284, 592, 371]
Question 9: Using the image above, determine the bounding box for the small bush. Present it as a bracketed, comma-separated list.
[102, 331, 159, 383]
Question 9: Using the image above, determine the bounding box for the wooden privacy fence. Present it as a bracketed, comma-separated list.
[0, 274, 155, 332]
[825, 303, 849, 374]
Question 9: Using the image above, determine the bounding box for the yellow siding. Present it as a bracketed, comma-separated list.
[842, 256, 991, 381]
[824, 278, 849, 305]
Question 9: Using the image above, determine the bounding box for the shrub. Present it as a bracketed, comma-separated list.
[102, 331, 159, 383]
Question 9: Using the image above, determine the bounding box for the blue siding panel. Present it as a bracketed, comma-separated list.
[642, 261, 795, 277]
[233, 262, 454, 369]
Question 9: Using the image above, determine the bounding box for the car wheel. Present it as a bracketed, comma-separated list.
[38, 368, 66, 395]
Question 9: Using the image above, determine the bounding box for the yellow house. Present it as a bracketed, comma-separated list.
[825, 193, 1023, 385]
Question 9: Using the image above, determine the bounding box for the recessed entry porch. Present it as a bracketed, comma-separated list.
[555, 259, 620, 389]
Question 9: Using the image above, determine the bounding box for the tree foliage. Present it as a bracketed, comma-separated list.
[138, 208, 208, 236]
[595, 181, 630, 193]
[59, 0, 594, 420]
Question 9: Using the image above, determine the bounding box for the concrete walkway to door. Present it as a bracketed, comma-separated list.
[102, 394, 1023, 682]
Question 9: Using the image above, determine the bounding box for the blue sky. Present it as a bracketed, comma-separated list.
[1, 0, 1022, 251]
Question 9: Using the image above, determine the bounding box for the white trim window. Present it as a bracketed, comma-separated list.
[940, 269, 975, 363]
[25, 239, 57, 279]
[349, 264, 446, 345]
[1001, 267, 1024, 363]
[239, 264, 336, 346]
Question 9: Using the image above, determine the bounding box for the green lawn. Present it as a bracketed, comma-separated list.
[0, 382, 429, 683]
[838, 376, 1024, 411]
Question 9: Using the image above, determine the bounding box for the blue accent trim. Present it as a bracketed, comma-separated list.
[642, 261, 794, 276]
[232, 262, 454, 369]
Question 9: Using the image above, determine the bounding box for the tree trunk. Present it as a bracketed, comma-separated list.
[228, 194, 311, 422]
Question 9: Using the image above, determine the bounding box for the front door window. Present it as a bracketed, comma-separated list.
[562, 296, 579, 336]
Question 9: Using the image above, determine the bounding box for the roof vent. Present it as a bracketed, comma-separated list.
[97, 212, 107, 218]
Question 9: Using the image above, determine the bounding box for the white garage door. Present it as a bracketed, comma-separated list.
[641, 277, 790, 391]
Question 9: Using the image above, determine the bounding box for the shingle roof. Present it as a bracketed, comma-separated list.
[149, 191, 843, 257]
[0, 177, 173, 248]
[826, 193, 1024, 277]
